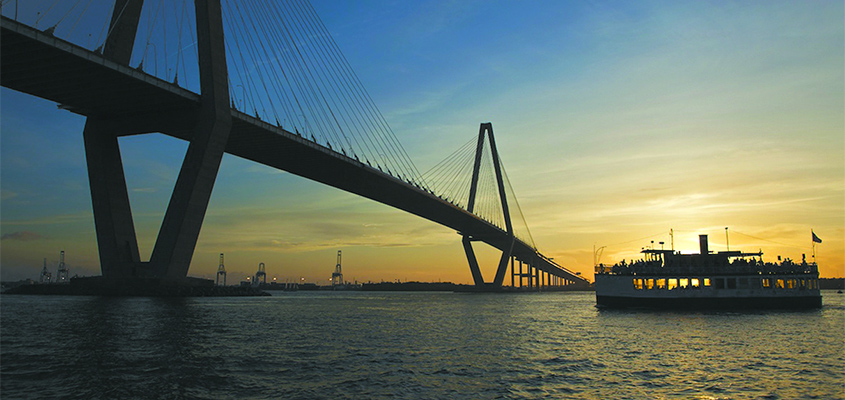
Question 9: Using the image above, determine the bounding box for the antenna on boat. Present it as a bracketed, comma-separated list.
[593, 244, 606, 266]
[725, 227, 730, 252]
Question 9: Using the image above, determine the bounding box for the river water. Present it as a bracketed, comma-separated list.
[2, 291, 843, 399]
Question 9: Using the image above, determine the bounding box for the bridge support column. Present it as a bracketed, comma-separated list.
[462, 237, 485, 286]
[83, 0, 230, 281]
[461, 123, 515, 289]
[84, 119, 142, 278]
[84, 0, 144, 278]
[539, 270, 544, 291]
[149, 0, 231, 279]
[510, 257, 515, 288]
[530, 259, 535, 289]
[526, 264, 532, 289]
[461, 236, 513, 288]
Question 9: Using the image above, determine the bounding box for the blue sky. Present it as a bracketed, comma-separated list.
[1, 0, 843, 283]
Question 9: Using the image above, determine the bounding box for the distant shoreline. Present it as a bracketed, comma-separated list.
[818, 278, 845, 290]
[3, 278, 841, 294]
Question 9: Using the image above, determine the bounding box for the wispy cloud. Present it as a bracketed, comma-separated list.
[0, 190, 18, 200]
[1, 231, 43, 241]
[1, 212, 93, 226]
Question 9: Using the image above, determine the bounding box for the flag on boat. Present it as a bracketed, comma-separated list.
[812, 231, 822, 244]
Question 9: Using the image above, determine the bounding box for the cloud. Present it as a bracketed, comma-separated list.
[1, 231, 43, 241]
[1, 212, 93, 226]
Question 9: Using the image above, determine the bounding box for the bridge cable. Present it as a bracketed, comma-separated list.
[138, 0, 164, 75]
[297, 0, 427, 185]
[92, 1, 115, 51]
[228, 0, 278, 118]
[240, 0, 294, 126]
[500, 159, 536, 248]
[279, 0, 361, 157]
[49, 0, 83, 33]
[34, 0, 61, 29]
[274, 0, 352, 153]
[226, 0, 429, 184]
[67, 0, 95, 41]
[289, 0, 403, 175]
[266, 0, 347, 151]
[227, 0, 299, 130]
[422, 136, 476, 205]
[286, 0, 382, 165]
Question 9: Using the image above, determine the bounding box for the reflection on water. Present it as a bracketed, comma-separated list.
[2, 291, 843, 399]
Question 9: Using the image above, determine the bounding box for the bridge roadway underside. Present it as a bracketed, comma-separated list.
[1, 18, 585, 285]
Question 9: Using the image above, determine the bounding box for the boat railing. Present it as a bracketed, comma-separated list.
[595, 261, 818, 276]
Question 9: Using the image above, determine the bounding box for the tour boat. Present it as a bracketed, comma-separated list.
[594, 234, 822, 309]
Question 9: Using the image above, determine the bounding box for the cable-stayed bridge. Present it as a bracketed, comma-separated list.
[1, 0, 588, 289]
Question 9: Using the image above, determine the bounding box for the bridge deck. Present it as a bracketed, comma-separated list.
[1, 17, 586, 284]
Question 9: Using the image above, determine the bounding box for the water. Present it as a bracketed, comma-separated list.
[2, 291, 843, 399]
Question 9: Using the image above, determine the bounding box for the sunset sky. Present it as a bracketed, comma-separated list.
[1, 0, 843, 283]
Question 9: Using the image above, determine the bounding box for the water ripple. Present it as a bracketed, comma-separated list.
[2, 291, 843, 399]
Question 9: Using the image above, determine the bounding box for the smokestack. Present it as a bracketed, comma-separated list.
[699, 235, 709, 254]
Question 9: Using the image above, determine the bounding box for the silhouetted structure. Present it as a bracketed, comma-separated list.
[331, 251, 344, 286]
[216, 253, 226, 286]
[39, 258, 52, 283]
[55, 251, 69, 283]
[0, 1, 588, 291]
[255, 262, 267, 285]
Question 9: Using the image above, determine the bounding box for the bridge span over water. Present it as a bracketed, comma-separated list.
[1, 1, 588, 290]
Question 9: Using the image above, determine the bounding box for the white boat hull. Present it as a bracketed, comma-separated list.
[594, 274, 822, 309]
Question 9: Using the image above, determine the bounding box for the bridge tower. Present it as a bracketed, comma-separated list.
[462, 123, 515, 288]
[331, 251, 344, 286]
[255, 262, 267, 285]
[55, 251, 69, 283]
[82, 0, 231, 282]
[216, 253, 226, 286]
[39, 258, 52, 283]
